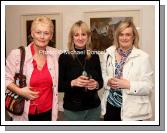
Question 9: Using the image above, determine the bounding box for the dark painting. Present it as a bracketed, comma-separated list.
[90, 17, 132, 51]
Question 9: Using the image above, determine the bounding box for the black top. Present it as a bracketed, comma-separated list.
[58, 49, 103, 111]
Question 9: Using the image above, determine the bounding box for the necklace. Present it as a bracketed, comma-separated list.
[75, 55, 88, 77]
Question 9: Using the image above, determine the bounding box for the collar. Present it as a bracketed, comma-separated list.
[106, 45, 140, 58]
[26, 42, 50, 63]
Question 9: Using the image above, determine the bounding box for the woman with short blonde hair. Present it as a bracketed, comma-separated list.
[6, 16, 59, 121]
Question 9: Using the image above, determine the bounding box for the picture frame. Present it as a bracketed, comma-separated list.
[21, 13, 62, 49]
[84, 10, 141, 51]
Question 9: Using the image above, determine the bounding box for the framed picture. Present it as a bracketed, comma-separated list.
[21, 13, 62, 49]
[84, 10, 141, 51]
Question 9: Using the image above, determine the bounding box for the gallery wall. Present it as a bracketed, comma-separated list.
[5, 5, 155, 120]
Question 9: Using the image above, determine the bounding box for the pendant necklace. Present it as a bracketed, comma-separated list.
[75, 55, 88, 77]
[76, 55, 89, 92]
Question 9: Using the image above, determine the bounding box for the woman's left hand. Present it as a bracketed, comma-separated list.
[86, 79, 99, 90]
[110, 77, 130, 89]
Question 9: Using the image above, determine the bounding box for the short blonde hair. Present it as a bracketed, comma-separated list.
[68, 20, 92, 58]
[114, 19, 139, 48]
[31, 16, 54, 33]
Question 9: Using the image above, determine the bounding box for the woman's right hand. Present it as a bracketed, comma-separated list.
[18, 86, 39, 100]
[107, 78, 119, 89]
[71, 75, 89, 87]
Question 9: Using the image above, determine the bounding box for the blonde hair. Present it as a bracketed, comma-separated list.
[68, 20, 92, 59]
[114, 19, 139, 49]
[31, 16, 54, 33]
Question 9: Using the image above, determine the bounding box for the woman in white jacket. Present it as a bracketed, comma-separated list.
[101, 19, 153, 121]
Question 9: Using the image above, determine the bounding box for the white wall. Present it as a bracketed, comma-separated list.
[5, 5, 155, 120]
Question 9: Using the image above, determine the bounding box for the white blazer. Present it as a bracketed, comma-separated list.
[101, 45, 154, 121]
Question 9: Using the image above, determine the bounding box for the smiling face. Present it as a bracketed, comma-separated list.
[114, 19, 139, 49]
[68, 20, 91, 51]
[73, 27, 88, 49]
[118, 27, 134, 50]
[30, 16, 54, 49]
[31, 23, 53, 48]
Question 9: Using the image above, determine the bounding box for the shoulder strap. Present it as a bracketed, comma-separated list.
[18, 46, 25, 75]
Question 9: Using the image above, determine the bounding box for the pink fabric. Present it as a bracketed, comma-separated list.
[5, 42, 59, 121]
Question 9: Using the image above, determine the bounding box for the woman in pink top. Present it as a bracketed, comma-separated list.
[5, 16, 59, 121]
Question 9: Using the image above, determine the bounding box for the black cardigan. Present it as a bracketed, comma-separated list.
[58, 51, 103, 111]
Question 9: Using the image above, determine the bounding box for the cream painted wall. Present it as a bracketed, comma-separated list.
[5, 5, 155, 120]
